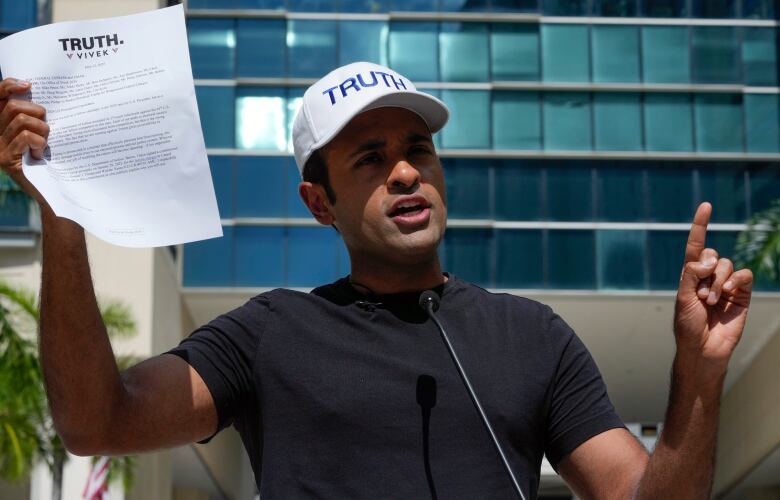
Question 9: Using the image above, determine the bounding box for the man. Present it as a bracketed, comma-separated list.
[0, 61, 754, 499]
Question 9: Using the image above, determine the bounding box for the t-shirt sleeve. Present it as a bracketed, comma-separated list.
[165, 294, 269, 443]
[544, 308, 625, 470]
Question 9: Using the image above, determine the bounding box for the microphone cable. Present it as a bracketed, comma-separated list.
[419, 290, 527, 500]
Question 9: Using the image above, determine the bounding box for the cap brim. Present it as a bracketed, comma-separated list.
[309, 90, 449, 154]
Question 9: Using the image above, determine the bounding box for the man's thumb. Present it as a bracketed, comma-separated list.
[679, 258, 717, 296]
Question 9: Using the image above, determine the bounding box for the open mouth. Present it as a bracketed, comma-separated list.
[389, 199, 430, 218]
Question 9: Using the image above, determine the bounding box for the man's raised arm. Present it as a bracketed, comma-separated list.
[0, 78, 218, 455]
[557, 202, 754, 499]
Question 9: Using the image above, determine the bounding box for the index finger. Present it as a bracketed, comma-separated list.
[0, 78, 31, 100]
[684, 202, 712, 264]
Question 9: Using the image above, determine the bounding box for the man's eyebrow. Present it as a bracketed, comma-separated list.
[347, 138, 386, 160]
[405, 132, 432, 144]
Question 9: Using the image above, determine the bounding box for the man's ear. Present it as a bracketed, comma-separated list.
[299, 181, 335, 226]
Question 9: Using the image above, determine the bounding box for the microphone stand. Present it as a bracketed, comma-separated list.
[419, 291, 526, 500]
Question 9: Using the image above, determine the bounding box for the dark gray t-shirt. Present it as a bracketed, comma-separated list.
[168, 274, 624, 499]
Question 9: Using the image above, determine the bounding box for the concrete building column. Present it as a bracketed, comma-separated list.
[714, 325, 780, 495]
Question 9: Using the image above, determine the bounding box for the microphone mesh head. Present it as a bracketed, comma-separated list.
[418, 290, 441, 313]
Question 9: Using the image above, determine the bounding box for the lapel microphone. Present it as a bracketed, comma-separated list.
[419, 290, 527, 500]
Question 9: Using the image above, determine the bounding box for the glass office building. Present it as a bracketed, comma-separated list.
[183, 0, 780, 293]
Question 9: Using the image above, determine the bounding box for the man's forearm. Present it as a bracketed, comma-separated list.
[38, 205, 123, 453]
[634, 353, 726, 500]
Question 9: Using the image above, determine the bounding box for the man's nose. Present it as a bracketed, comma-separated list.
[387, 160, 420, 191]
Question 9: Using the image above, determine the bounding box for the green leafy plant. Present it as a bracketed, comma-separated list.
[0, 281, 139, 499]
[735, 199, 780, 283]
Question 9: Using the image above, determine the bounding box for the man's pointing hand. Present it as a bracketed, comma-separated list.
[674, 202, 754, 368]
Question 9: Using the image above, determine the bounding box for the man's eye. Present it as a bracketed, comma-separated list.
[356, 153, 381, 167]
[409, 145, 431, 156]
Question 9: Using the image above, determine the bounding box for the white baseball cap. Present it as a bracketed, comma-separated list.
[292, 61, 449, 175]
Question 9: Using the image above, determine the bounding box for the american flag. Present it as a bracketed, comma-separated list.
[82, 456, 111, 500]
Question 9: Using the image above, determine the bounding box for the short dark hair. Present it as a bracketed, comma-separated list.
[302, 149, 337, 204]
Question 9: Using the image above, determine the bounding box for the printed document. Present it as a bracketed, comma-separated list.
[0, 5, 222, 247]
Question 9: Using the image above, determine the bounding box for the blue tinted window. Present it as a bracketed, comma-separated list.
[492, 92, 541, 150]
[339, 21, 388, 66]
[491, 24, 539, 81]
[592, 26, 640, 83]
[647, 166, 694, 222]
[234, 227, 285, 286]
[495, 160, 543, 220]
[641, 0, 686, 16]
[707, 231, 737, 260]
[492, 0, 539, 11]
[188, 19, 235, 79]
[691, 0, 737, 17]
[745, 94, 780, 153]
[209, 156, 234, 219]
[286, 159, 310, 217]
[196, 86, 235, 148]
[237, 20, 285, 78]
[597, 230, 646, 289]
[749, 166, 780, 213]
[440, 23, 489, 81]
[444, 159, 491, 218]
[183, 227, 234, 287]
[543, 0, 589, 15]
[596, 166, 644, 221]
[188, 0, 236, 6]
[648, 231, 687, 290]
[391, 0, 440, 11]
[548, 230, 595, 289]
[694, 94, 744, 152]
[697, 166, 747, 223]
[443, 229, 492, 286]
[547, 163, 593, 221]
[742, 0, 775, 18]
[440, 90, 490, 148]
[0, 1, 36, 30]
[644, 94, 693, 152]
[238, 0, 285, 7]
[287, 0, 337, 11]
[236, 87, 287, 151]
[235, 157, 286, 217]
[0, 191, 29, 227]
[543, 92, 592, 151]
[286, 87, 305, 153]
[594, 0, 637, 15]
[641, 26, 690, 83]
[389, 22, 439, 81]
[441, 0, 490, 10]
[341, 0, 392, 12]
[288, 20, 337, 77]
[541, 25, 590, 82]
[691, 27, 740, 84]
[593, 93, 642, 151]
[742, 28, 778, 86]
[287, 228, 341, 286]
[496, 230, 544, 288]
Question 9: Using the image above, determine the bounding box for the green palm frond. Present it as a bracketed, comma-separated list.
[0, 282, 38, 322]
[735, 199, 780, 282]
[98, 299, 137, 340]
[0, 418, 39, 481]
[0, 279, 140, 492]
[98, 455, 136, 492]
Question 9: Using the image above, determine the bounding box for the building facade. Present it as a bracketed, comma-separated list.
[1, 0, 779, 499]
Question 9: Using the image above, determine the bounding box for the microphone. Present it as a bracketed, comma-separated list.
[418, 290, 526, 500]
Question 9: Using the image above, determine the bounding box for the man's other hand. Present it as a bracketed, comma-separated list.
[674, 202, 754, 369]
[0, 77, 48, 205]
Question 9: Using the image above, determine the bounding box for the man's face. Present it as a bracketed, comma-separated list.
[310, 107, 448, 265]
